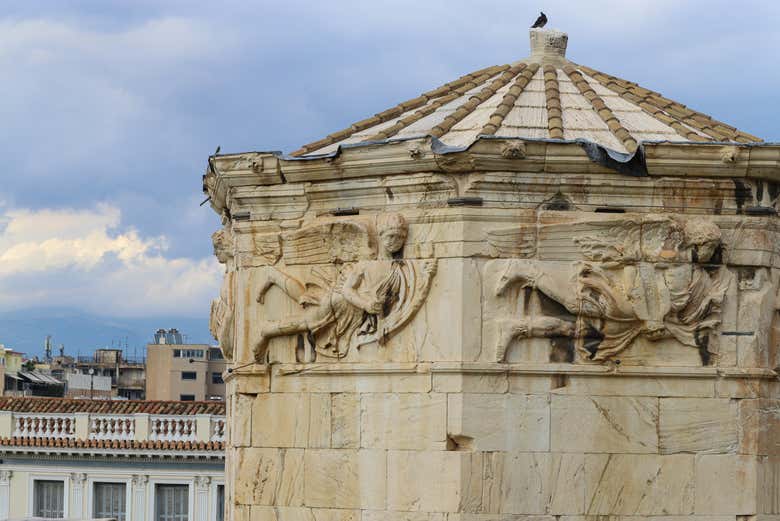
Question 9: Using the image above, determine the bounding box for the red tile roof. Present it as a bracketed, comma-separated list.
[0, 397, 225, 415]
[0, 436, 224, 451]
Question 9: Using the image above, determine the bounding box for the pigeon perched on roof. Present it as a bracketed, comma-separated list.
[531, 12, 547, 28]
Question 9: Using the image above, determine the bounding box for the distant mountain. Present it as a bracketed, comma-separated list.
[0, 307, 212, 358]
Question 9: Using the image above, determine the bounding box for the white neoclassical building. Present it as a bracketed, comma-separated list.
[0, 397, 225, 521]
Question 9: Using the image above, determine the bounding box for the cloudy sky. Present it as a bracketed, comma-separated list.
[0, 1, 778, 341]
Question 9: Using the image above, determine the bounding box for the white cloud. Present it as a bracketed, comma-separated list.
[0, 204, 221, 316]
[0, 15, 238, 184]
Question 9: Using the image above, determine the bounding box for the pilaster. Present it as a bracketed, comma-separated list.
[69, 473, 87, 519]
[194, 476, 211, 521]
[131, 474, 148, 521]
[0, 470, 11, 521]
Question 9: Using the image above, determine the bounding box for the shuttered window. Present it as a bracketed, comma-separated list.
[34, 480, 64, 518]
[155, 484, 189, 521]
[216, 485, 225, 521]
[94, 482, 126, 521]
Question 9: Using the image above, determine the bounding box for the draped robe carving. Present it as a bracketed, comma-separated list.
[492, 216, 731, 362]
[253, 214, 436, 361]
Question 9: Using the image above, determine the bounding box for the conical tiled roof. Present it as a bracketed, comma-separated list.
[292, 29, 761, 157]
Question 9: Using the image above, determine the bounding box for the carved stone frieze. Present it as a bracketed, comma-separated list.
[252, 213, 436, 362]
[489, 216, 733, 362]
[210, 227, 237, 360]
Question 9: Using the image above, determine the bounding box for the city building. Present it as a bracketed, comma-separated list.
[5, 370, 64, 398]
[0, 348, 5, 397]
[2, 345, 67, 398]
[3, 349, 23, 374]
[146, 331, 226, 402]
[74, 348, 147, 400]
[0, 396, 225, 521]
[64, 372, 113, 399]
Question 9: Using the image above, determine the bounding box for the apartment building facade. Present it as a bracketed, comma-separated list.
[0, 397, 225, 521]
[145, 343, 226, 402]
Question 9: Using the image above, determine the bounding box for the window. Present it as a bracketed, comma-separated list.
[216, 485, 225, 521]
[155, 484, 189, 521]
[34, 480, 64, 518]
[209, 348, 224, 360]
[180, 394, 195, 401]
[93, 482, 126, 521]
[181, 371, 197, 381]
[212, 372, 224, 384]
[173, 349, 204, 359]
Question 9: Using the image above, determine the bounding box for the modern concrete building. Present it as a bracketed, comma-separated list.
[145, 342, 226, 402]
[74, 348, 147, 400]
[63, 372, 113, 399]
[0, 396, 225, 521]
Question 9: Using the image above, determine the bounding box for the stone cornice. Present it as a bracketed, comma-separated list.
[227, 362, 778, 381]
[0, 445, 225, 459]
[205, 137, 780, 215]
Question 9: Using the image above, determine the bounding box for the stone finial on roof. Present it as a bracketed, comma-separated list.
[529, 28, 568, 65]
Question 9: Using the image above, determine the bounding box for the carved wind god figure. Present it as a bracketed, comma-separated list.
[209, 228, 237, 360]
[493, 217, 731, 363]
[253, 213, 436, 362]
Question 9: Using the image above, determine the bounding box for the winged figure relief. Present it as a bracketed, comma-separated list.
[493, 216, 731, 362]
[486, 226, 537, 258]
[209, 229, 237, 360]
[253, 213, 436, 361]
[281, 221, 373, 265]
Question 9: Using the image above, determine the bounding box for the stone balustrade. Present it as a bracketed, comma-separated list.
[11, 414, 76, 439]
[0, 410, 225, 444]
[89, 415, 135, 440]
[148, 415, 197, 442]
[210, 416, 225, 442]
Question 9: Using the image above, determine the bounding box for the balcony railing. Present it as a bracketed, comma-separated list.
[0, 410, 225, 445]
[12, 414, 76, 439]
[210, 417, 225, 442]
[90, 415, 135, 441]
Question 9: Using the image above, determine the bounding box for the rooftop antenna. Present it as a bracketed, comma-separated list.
[44, 335, 52, 363]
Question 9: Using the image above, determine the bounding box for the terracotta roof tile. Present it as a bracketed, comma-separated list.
[290, 65, 508, 156]
[576, 63, 762, 143]
[544, 66, 564, 140]
[0, 397, 225, 415]
[290, 31, 762, 156]
[430, 64, 527, 138]
[364, 71, 499, 142]
[0, 436, 224, 451]
[480, 63, 540, 135]
[563, 65, 640, 151]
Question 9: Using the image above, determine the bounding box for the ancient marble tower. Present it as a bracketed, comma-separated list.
[205, 28, 780, 521]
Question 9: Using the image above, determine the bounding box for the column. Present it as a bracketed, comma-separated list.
[131, 475, 148, 521]
[70, 473, 87, 519]
[194, 476, 211, 521]
[0, 470, 11, 521]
